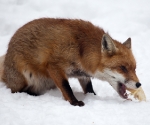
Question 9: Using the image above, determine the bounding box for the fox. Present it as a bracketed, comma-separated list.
[0, 18, 141, 106]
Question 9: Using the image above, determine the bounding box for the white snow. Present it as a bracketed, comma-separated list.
[0, 0, 150, 125]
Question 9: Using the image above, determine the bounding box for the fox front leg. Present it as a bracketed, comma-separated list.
[61, 79, 84, 106]
[47, 66, 84, 106]
[78, 77, 96, 95]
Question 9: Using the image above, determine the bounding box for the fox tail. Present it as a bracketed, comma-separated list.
[0, 55, 5, 81]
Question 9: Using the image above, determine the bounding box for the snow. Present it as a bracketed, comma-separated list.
[0, 0, 150, 125]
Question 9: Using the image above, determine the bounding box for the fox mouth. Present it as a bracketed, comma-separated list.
[118, 83, 128, 99]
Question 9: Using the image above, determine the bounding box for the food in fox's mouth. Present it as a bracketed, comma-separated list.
[118, 83, 146, 101]
[127, 87, 146, 101]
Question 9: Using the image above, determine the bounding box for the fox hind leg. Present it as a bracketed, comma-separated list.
[2, 66, 27, 93]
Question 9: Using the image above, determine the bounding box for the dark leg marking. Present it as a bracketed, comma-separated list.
[62, 80, 84, 106]
[23, 86, 38, 96]
[25, 90, 38, 96]
[85, 81, 96, 95]
[79, 78, 96, 95]
[30, 72, 32, 78]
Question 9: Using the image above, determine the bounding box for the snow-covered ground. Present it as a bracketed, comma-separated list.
[0, 0, 150, 125]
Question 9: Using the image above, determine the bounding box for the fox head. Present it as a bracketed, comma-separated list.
[94, 34, 141, 99]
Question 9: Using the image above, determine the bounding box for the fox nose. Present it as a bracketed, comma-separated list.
[136, 82, 141, 88]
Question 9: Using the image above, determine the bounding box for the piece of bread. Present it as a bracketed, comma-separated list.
[127, 87, 146, 101]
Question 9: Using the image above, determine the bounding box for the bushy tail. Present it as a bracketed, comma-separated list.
[0, 55, 5, 81]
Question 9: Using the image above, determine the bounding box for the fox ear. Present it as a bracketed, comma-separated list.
[101, 34, 117, 56]
[123, 38, 131, 49]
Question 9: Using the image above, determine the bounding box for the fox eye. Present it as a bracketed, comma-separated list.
[120, 66, 128, 73]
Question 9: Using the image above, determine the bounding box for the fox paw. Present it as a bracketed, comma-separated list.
[70, 101, 85, 107]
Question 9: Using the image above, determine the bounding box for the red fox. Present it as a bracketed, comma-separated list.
[0, 18, 141, 106]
